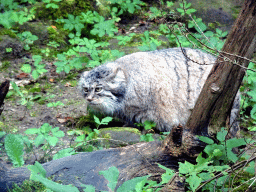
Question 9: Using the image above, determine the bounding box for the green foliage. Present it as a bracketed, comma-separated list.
[10, 179, 46, 192]
[241, 62, 256, 131]
[47, 101, 65, 108]
[36, 0, 93, 21]
[21, 55, 47, 80]
[115, 33, 136, 45]
[52, 148, 75, 160]
[93, 115, 113, 129]
[28, 161, 80, 192]
[140, 133, 155, 142]
[0, 0, 35, 29]
[176, 1, 197, 16]
[10, 82, 40, 109]
[42, 0, 61, 9]
[25, 123, 65, 148]
[90, 16, 118, 37]
[99, 166, 119, 191]
[4, 134, 24, 167]
[57, 11, 118, 37]
[138, 31, 162, 51]
[179, 128, 250, 191]
[108, 0, 145, 16]
[17, 31, 38, 50]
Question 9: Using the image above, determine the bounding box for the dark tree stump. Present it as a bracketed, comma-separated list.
[0, 80, 10, 116]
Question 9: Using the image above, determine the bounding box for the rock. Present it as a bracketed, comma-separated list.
[19, 22, 49, 45]
[0, 35, 24, 59]
[99, 127, 141, 147]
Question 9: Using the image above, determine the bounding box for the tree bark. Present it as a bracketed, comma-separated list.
[0, 80, 10, 116]
[1, 0, 256, 191]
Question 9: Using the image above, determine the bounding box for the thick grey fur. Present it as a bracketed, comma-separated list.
[79, 48, 240, 132]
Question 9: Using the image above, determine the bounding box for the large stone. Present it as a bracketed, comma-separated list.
[0, 35, 24, 60]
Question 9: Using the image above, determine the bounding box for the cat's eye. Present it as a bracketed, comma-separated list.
[95, 87, 102, 92]
[83, 87, 89, 93]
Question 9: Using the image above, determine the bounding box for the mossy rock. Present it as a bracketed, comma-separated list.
[19, 22, 49, 45]
[0, 35, 24, 60]
[0, 28, 17, 38]
[35, 0, 94, 21]
[99, 127, 141, 146]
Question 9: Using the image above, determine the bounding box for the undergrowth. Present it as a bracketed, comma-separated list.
[0, 0, 255, 191]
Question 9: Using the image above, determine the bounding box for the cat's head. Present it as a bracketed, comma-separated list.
[79, 63, 126, 115]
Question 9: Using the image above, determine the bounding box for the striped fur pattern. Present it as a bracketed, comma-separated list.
[79, 48, 239, 132]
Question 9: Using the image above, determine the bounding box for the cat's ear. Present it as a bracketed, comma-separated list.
[106, 64, 125, 82]
[112, 67, 125, 82]
[81, 71, 89, 78]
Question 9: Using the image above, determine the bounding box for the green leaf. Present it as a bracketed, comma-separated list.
[157, 163, 175, 184]
[20, 64, 32, 73]
[198, 136, 214, 144]
[140, 134, 155, 142]
[46, 136, 58, 147]
[75, 134, 85, 142]
[52, 130, 65, 138]
[91, 17, 118, 37]
[34, 134, 45, 147]
[81, 184, 96, 192]
[0, 131, 6, 138]
[4, 134, 24, 167]
[31, 70, 40, 79]
[29, 162, 79, 192]
[25, 128, 39, 134]
[117, 175, 149, 192]
[226, 138, 246, 148]
[101, 117, 113, 125]
[186, 174, 202, 192]
[93, 115, 101, 125]
[99, 166, 119, 191]
[53, 148, 75, 160]
[179, 161, 195, 175]
[216, 128, 228, 142]
[28, 161, 47, 179]
[40, 123, 52, 134]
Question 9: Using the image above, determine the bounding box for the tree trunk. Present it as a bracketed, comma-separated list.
[0, 80, 10, 116]
[186, 0, 256, 136]
[1, 0, 256, 191]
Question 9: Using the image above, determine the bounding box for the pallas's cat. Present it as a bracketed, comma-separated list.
[79, 48, 240, 132]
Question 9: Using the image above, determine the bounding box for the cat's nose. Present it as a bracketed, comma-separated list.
[86, 95, 93, 102]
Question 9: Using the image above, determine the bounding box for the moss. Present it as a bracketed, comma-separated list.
[0, 28, 17, 38]
[226, 171, 256, 191]
[10, 179, 46, 192]
[35, 0, 94, 21]
[47, 26, 68, 46]
[0, 61, 11, 71]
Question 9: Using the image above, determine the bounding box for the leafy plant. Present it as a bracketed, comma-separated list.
[115, 33, 135, 45]
[108, 0, 144, 16]
[5, 48, 12, 53]
[176, 1, 197, 16]
[10, 82, 41, 109]
[17, 31, 38, 50]
[25, 123, 65, 154]
[138, 31, 162, 51]
[241, 62, 256, 131]
[4, 134, 24, 167]
[90, 16, 118, 37]
[42, 0, 61, 9]
[93, 115, 113, 129]
[47, 101, 65, 108]
[28, 161, 79, 192]
[21, 55, 48, 80]
[179, 128, 250, 191]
